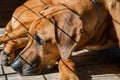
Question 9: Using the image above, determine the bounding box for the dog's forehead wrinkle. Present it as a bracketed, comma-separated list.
[36, 29, 47, 35]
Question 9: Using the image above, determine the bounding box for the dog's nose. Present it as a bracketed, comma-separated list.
[11, 58, 22, 73]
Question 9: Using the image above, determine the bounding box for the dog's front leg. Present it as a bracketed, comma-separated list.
[58, 59, 79, 80]
[0, 25, 27, 44]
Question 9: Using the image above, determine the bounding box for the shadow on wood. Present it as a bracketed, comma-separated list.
[71, 47, 120, 80]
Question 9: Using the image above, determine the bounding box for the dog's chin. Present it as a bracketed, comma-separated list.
[20, 65, 40, 76]
[20, 68, 51, 76]
[20, 68, 41, 76]
[18, 61, 55, 76]
[20, 65, 51, 76]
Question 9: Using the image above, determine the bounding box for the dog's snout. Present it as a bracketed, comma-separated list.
[11, 58, 22, 72]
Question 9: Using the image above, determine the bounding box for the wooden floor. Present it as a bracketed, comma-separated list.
[0, 28, 120, 80]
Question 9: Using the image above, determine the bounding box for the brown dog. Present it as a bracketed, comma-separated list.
[1, 0, 120, 79]
[0, 0, 72, 66]
[11, 0, 119, 80]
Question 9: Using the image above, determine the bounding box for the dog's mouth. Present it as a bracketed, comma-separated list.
[20, 63, 53, 76]
[11, 59, 53, 76]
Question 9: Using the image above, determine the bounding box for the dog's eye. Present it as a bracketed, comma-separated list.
[34, 32, 45, 45]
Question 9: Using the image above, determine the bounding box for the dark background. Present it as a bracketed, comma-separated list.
[0, 0, 26, 27]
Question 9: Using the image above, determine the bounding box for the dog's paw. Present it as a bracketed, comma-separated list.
[0, 51, 11, 66]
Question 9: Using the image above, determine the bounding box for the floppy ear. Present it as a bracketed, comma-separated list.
[55, 12, 84, 59]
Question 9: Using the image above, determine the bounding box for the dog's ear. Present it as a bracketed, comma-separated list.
[55, 12, 84, 59]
